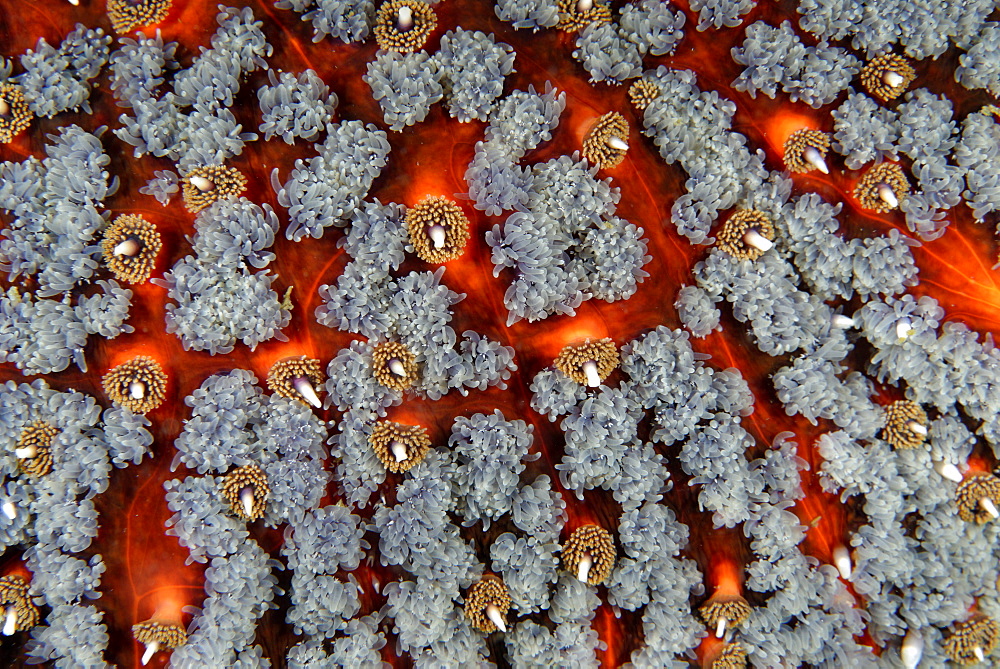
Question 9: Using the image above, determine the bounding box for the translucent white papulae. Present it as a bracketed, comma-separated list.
[831, 314, 856, 329]
[2, 607, 16, 636]
[113, 238, 140, 257]
[1, 501, 16, 520]
[239, 486, 255, 517]
[577, 553, 593, 582]
[803, 146, 829, 174]
[292, 376, 322, 409]
[933, 461, 963, 483]
[129, 381, 146, 400]
[832, 545, 852, 580]
[878, 183, 899, 208]
[428, 224, 446, 249]
[883, 70, 905, 88]
[396, 5, 413, 31]
[581, 361, 601, 388]
[485, 604, 507, 633]
[390, 440, 408, 463]
[141, 640, 159, 665]
[606, 136, 629, 152]
[742, 229, 774, 252]
[388, 358, 406, 377]
[901, 628, 923, 669]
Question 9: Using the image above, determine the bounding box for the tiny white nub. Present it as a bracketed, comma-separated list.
[396, 5, 413, 31]
[485, 604, 507, 633]
[390, 440, 408, 463]
[2, 501, 16, 520]
[907, 420, 928, 436]
[743, 229, 774, 252]
[979, 496, 999, 520]
[292, 376, 322, 409]
[388, 358, 406, 377]
[0, 98, 9, 117]
[901, 629, 923, 669]
[577, 0, 593, 10]
[113, 238, 140, 257]
[883, 70, 905, 88]
[129, 381, 146, 400]
[803, 146, 829, 174]
[68, 0, 80, 5]
[877, 183, 899, 208]
[239, 487, 255, 517]
[190, 175, 214, 192]
[2, 606, 16, 636]
[582, 361, 601, 388]
[141, 640, 159, 665]
[974, 646, 986, 663]
[606, 136, 629, 152]
[934, 461, 963, 483]
[577, 553, 593, 583]
[833, 545, 852, 580]
[428, 224, 447, 249]
[14, 445, 36, 459]
[832, 314, 856, 329]
[715, 616, 727, 639]
[896, 319, 914, 340]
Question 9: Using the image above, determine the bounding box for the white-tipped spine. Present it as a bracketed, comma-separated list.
[581, 361, 601, 388]
[877, 183, 899, 208]
[803, 146, 829, 174]
[390, 440, 408, 463]
[485, 604, 507, 633]
[1, 501, 16, 520]
[14, 445, 36, 459]
[979, 496, 999, 520]
[114, 238, 140, 257]
[141, 640, 159, 665]
[606, 136, 629, 152]
[428, 224, 447, 249]
[577, 553, 593, 583]
[189, 175, 214, 192]
[715, 616, 727, 639]
[883, 70, 905, 88]
[239, 487, 255, 518]
[2, 606, 16, 636]
[833, 545, 852, 580]
[129, 381, 146, 400]
[292, 376, 322, 409]
[396, 5, 413, 31]
[832, 314, 856, 329]
[934, 461, 963, 483]
[901, 628, 923, 669]
[743, 228, 774, 252]
[896, 319, 914, 341]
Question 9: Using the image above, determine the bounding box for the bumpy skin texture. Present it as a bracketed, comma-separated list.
[3, 0, 1000, 667]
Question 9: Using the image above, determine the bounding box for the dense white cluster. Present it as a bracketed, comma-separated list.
[113, 6, 268, 169]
